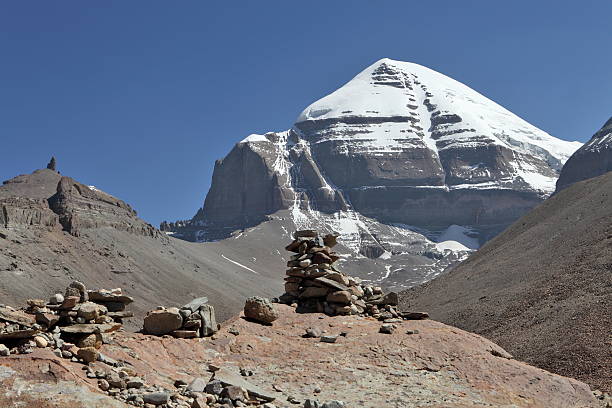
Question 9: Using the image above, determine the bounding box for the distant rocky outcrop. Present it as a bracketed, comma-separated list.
[48, 176, 159, 238]
[46, 156, 57, 171]
[556, 116, 612, 192]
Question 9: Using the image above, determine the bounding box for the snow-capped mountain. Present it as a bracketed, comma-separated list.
[556, 115, 612, 192]
[166, 58, 581, 290]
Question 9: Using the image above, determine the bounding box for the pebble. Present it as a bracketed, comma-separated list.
[379, 323, 396, 334]
[142, 391, 169, 405]
[320, 335, 338, 343]
[33, 336, 48, 348]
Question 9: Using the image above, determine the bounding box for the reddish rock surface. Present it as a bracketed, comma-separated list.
[0, 305, 600, 407]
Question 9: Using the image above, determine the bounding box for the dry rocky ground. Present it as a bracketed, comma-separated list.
[0, 304, 604, 408]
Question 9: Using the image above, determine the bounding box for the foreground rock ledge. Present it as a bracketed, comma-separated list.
[0, 305, 599, 408]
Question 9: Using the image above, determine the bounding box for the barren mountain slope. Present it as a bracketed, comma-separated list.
[0, 169, 282, 326]
[400, 171, 612, 392]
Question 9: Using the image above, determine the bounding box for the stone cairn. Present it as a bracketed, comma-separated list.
[143, 297, 218, 338]
[0, 281, 132, 361]
[278, 229, 409, 320]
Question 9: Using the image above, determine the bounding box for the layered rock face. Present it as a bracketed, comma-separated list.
[0, 168, 158, 238]
[48, 176, 159, 238]
[0, 169, 61, 229]
[168, 58, 581, 289]
[556, 115, 612, 192]
[194, 59, 580, 232]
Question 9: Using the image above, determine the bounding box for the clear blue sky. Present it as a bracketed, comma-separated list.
[1, 1, 611, 226]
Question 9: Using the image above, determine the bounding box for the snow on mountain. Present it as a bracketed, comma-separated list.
[168, 58, 582, 291]
[296, 58, 581, 194]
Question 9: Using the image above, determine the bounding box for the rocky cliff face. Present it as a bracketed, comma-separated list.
[556, 116, 612, 192]
[48, 176, 159, 238]
[0, 169, 158, 238]
[168, 59, 581, 290]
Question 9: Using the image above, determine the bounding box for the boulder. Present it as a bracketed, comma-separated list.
[33, 336, 48, 348]
[143, 308, 183, 335]
[187, 377, 208, 393]
[0, 344, 10, 356]
[243, 297, 279, 324]
[379, 324, 396, 334]
[326, 291, 352, 305]
[77, 302, 107, 321]
[66, 281, 88, 302]
[77, 333, 103, 349]
[77, 347, 99, 363]
[300, 286, 329, 298]
[36, 312, 59, 327]
[59, 296, 79, 310]
[320, 335, 338, 343]
[382, 292, 399, 306]
[49, 293, 64, 305]
[199, 304, 218, 337]
[143, 391, 169, 406]
[221, 385, 249, 402]
[205, 379, 224, 395]
[303, 327, 323, 338]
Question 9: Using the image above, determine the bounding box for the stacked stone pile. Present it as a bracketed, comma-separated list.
[0, 280, 132, 360]
[279, 230, 404, 319]
[143, 297, 218, 338]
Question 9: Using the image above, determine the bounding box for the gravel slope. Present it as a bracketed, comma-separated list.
[400, 171, 612, 392]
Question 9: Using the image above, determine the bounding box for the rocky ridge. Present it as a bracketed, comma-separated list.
[556, 115, 612, 192]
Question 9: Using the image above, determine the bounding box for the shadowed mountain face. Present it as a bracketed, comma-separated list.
[165, 58, 581, 291]
[400, 171, 612, 392]
[556, 116, 612, 192]
[0, 168, 282, 327]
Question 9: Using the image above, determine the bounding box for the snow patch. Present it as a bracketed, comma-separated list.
[239, 134, 269, 144]
[220, 254, 259, 274]
[435, 225, 479, 252]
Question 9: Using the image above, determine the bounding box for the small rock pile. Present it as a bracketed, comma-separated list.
[143, 297, 218, 338]
[0, 280, 132, 359]
[278, 230, 403, 319]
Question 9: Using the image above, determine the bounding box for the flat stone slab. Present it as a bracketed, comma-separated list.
[0, 329, 39, 340]
[181, 297, 209, 313]
[0, 307, 36, 326]
[171, 330, 199, 339]
[87, 291, 133, 305]
[313, 277, 349, 292]
[107, 311, 134, 319]
[61, 323, 122, 334]
[401, 311, 429, 320]
[214, 367, 278, 402]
